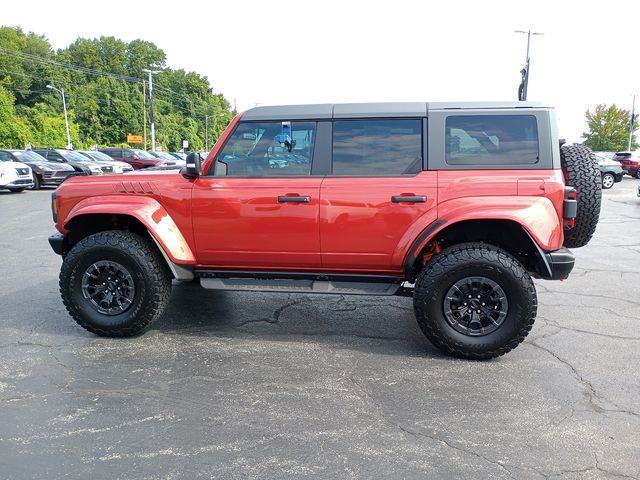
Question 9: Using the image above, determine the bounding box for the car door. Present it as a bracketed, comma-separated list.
[319, 118, 438, 272]
[192, 120, 323, 269]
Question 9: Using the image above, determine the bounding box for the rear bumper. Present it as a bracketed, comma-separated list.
[542, 247, 575, 280]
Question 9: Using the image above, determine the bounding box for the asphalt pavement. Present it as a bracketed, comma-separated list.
[1, 177, 639, 479]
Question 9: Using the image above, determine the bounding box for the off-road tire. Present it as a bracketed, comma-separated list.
[561, 144, 601, 248]
[413, 243, 537, 360]
[59, 230, 172, 337]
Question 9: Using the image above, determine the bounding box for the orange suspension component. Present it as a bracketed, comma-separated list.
[421, 240, 442, 264]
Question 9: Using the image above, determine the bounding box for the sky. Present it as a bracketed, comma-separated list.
[3, 0, 640, 142]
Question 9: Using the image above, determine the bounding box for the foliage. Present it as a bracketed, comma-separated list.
[0, 26, 233, 151]
[583, 104, 638, 151]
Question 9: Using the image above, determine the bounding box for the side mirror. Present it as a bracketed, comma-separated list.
[181, 152, 202, 179]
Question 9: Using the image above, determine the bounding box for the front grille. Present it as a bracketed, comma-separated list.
[43, 171, 54, 179]
[13, 179, 32, 185]
[16, 168, 30, 176]
[101, 166, 114, 173]
[53, 171, 72, 178]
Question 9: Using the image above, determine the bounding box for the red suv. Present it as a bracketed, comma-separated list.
[48, 102, 601, 359]
[612, 152, 640, 178]
[98, 148, 174, 170]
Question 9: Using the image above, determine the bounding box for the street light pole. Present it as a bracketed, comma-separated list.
[628, 94, 636, 152]
[143, 69, 159, 151]
[515, 30, 544, 101]
[46, 84, 72, 149]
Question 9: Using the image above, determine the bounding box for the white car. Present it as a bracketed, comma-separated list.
[79, 150, 134, 174]
[0, 160, 33, 192]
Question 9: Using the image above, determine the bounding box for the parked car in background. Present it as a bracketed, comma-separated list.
[169, 152, 187, 161]
[77, 150, 134, 174]
[33, 148, 102, 176]
[0, 156, 33, 192]
[149, 150, 186, 167]
[0, 149, 76, 189]
[612, 152, 640, 178]
[595, 154, 624, 189]
[97, 148, 174, 170]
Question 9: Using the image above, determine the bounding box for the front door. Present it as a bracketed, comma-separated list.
[192, 120, 323, 269]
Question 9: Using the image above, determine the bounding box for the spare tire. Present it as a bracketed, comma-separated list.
[561, 144, 601, 248]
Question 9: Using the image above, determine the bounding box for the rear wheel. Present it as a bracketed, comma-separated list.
[561, 144, 601, 248]
[59, 230, 172, 337]
[635, 169, 640, 179]
[413, 243, 537, 360]
[601, 172, 615, 189]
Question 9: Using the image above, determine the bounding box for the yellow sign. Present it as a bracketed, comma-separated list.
[127, 134, 143, 144]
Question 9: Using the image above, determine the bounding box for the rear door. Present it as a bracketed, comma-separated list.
[192, 120, 324, 269]
[319, 118, 438, 272]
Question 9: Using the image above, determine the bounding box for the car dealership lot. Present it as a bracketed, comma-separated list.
[1, 179, 639, 479]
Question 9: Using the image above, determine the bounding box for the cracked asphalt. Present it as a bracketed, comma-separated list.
[1, 178, 639, 479]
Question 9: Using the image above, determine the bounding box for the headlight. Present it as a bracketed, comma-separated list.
[89, 166, 103, 175]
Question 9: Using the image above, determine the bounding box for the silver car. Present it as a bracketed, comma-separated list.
[78, 151, 134, 174]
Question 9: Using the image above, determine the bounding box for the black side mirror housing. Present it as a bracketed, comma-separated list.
[181, 152, 202, 179]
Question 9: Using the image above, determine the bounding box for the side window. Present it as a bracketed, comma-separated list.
[122, 150, 134, 159]
[332, 119, 422, 175]
[215, 121, 315, 177]
[0, 151, 10, 161]
[445, 115, 539, 165]
[47, 151, 62, 161]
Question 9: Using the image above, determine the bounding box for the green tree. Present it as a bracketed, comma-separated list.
[0, 86, 31, 148]
[583, 104, 638, 151]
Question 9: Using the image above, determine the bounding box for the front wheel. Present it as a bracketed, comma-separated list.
[635, 169, 640, 179]
[59, 230, 172, 337]
[601, 172, 615, 189]
[28, 173, 40, 190]
[413, 243, 537, 359]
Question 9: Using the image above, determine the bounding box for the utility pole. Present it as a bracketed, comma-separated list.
[142, 80, 147, 150]
[515, 30, 544, 101]
[46, 84, 72, 149]
[143, 69, 159, 151]
[628, 94, 636, 152]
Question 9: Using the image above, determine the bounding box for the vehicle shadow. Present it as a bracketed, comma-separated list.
[152, 281, 442, 358]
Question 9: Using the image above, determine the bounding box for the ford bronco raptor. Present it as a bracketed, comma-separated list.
[48, 102, 601, 359]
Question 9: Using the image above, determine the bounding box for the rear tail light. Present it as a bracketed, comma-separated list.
[563, 186, 577, 229]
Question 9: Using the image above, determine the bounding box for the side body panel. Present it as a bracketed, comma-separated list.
[55, 173, 197, 264]
[191, 178, 322, 268]
[319, 173, 438, 271]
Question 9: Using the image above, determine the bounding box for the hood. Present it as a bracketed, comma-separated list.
[0, 161, 30, 172]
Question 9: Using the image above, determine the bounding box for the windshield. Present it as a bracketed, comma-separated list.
[133, 150, 157, 160]
[83, 151, 113, 162]
[64, 151, 92, 162]
[155, 152, 175, 160]
[12, 151, 48, 162]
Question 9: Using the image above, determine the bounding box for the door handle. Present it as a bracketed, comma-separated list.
[391, 195, 427, 203]
[278, 195, 311, 203]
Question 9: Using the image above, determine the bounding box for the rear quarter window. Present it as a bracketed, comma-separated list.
[445, 115, 539, 165]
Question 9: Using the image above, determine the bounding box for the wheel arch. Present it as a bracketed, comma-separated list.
[63, 200, 195, 281]
[404, 219, 552, 281]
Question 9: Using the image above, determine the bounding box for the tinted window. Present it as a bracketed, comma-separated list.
[122, 150, 134, 159]
[0, 151, 11, 161]
[216, 121, 315, 177]
[445, 115, 539, 165]
[332, 119, 422, 175]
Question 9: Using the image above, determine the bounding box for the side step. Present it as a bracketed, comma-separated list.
[197, 271, 403, 296]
